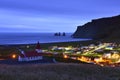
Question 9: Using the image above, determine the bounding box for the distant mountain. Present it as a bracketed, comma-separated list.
[72, 15, 120, 40]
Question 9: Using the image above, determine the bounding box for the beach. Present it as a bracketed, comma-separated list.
[0, 33, 91, 45]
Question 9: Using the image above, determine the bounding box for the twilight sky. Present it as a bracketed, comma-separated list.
[0, 0, 120, 33]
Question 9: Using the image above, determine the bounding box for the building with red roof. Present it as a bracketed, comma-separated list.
[18, 42, 44, 61]
[35, 41, 42, 53]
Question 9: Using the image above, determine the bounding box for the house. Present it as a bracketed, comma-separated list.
[105, 46, 114, 50]
[18, 42, 44, 61]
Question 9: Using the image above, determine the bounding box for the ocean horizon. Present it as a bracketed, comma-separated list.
[0, 32, 91, 45]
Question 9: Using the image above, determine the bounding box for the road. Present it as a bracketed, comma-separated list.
[84, 43, 109, 54]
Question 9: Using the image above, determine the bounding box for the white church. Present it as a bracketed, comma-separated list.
[18, 42, 44, 61]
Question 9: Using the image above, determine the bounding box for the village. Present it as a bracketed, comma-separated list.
[17, 42, 120, 67]
[45, 42, 120, 67]
[1, 42, 120, 67]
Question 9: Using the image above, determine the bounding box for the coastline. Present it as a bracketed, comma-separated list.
[1, 38, 120, 48]
[0, 32, 92, 46]
[0, 40, 95, 48]
[0, 40, 95, 58]
[1, 39, 119, 59]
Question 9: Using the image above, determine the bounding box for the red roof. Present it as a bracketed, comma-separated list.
[26, 51, 43, 57]
[19, 51, 53, 58]
[19, 42, 52, 58]
[36, 41, 41, 49]
[19, 51, 43, 58]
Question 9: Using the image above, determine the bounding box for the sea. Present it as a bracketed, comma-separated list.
[0, 33, 91, 45]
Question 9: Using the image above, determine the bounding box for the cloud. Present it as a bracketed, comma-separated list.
[0, 0, 120, 32]
[0, 0, 119, 16]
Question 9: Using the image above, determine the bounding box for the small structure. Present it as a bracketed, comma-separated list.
[18, 42, 44, 61]
[105, 46, 114, 50]
[62, 32, 66, 36]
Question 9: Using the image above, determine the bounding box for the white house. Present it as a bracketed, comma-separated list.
[105, 46, 114, 50]
[18, 42, 44, 61]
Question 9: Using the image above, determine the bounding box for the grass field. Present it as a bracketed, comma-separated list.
[0, 41, 93, 57]
[0, 39, 120, 56]
[0, 63, 120, 80]
[0, 40, 97, 56]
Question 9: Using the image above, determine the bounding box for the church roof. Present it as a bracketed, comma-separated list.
[36, 41, 41, 49]
[19, 42, 52, 58]
[19, 51, 43, 58]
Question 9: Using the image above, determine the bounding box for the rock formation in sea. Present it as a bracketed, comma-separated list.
[72, 15, 120, 40]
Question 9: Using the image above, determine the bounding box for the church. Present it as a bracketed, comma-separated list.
[18, 42, 44, 61]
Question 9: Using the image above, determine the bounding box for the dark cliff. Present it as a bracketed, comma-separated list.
[72, 15, 120, 39]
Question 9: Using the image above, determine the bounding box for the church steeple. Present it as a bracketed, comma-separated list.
[35, 41, 42, 53]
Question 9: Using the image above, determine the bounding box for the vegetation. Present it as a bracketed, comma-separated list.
[0, 63, 120, 80]
[1, 41, 120, 80]
[82, 53, 102, 57]
[0, 40, 96, 56]
[0, 46, 18, 59]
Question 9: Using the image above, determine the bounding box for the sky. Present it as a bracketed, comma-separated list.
[0, 0, 120, 33]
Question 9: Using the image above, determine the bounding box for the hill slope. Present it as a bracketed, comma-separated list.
[72, 15, 120, 39]
[0, 63, 120, 80]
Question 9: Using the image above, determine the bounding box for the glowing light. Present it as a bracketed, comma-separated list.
[111, 65, 115, 67]
[64, 55, 68, 58]
[12, 54, 16, 59]
[27, 45, 30, 48]
[100, 64, 104, 66]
